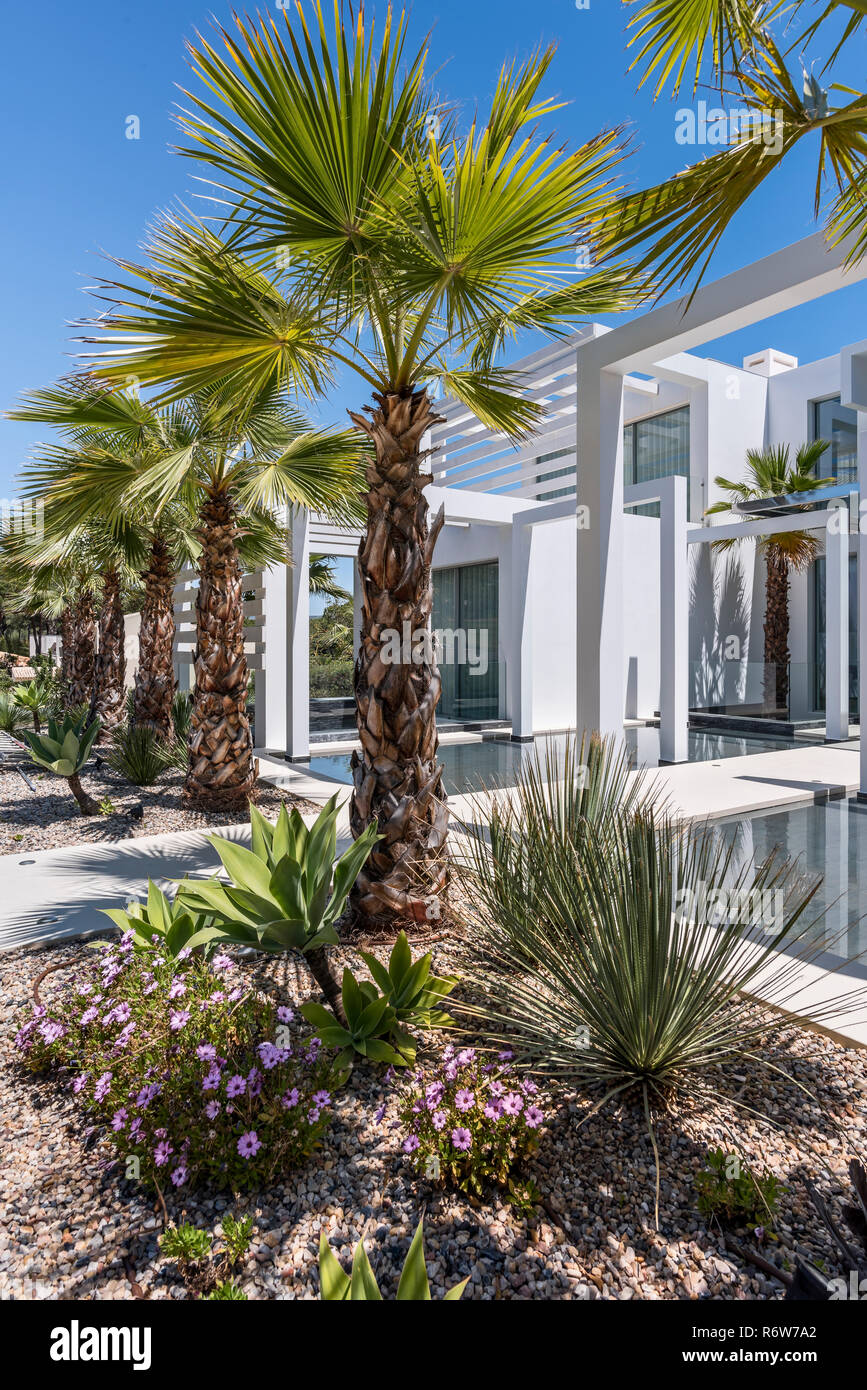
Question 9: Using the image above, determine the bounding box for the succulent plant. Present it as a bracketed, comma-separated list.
[21, 709, 101, 814]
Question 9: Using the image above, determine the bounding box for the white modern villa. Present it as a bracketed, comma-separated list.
[172, 233, 867, 805]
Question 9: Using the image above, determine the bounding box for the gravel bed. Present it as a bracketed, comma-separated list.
[0, 766, 320, 855]
[1, 934, 864, 1301]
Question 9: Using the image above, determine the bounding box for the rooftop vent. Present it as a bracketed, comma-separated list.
[741, 348, 798, 377]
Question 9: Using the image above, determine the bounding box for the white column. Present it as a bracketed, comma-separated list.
[825, 501, 850, 742]
[659, 475, 689, 763]
[576, 362, 626, 740]
[260, 508, 310, 759]
[509, 520, 535, 741]
[261, 539, 288, 755]
[286, 508, 310, 759]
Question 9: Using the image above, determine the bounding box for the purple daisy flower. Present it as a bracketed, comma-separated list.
[226, 1074, 246, 1098]
[455, 1088, 475, 1112]
[170, 1165, 188, 1187]
[451, 1127, 472, 1152]
[154, 1141, 173, 1166]
[432, 1109, 447, 1131]
[169, 1009, 190, 1032]
[402, 1135, 420, 1153]
[501, 1091, 523, 1116]
[237, 1131, 261, 1159]
[525, 1105, 544, 1129]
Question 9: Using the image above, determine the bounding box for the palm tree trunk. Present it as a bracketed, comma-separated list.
[305, 946, 347, 1024]
[90, 569, 127, 735]
[133, 534, 176, 739]
[68, 773, 99, 816]
[185, 490, 255, 811]
[59, 606, 75, 688]
[763, 545, 790, 714]
[68, 591, 96, 708]
[347, 388, 449, 931]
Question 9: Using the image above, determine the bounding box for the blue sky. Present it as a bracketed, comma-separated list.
[3, 0, 866, 542]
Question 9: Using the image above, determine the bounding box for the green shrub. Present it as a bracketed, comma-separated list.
[695, 1148, 783, 1228]
[319, 1218, 467, 1301]
[160, 1224, 212, 1264]
[107, 724, 174, 786]
[397, 1047, 545, 1199]
[21, 709, 101, 814]
[15, 940, 336, 1191]
[0, 692, 27, 733]
[310, 661, 354, 698]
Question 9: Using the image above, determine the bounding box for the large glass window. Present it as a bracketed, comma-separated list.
[812, 396, 857, 482]
[813, 555, 859, 715]
[432, 561, 500, 721]
[623, 405, 690, 517]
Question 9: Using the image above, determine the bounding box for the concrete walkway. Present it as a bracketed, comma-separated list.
[649, 740, 862, 822]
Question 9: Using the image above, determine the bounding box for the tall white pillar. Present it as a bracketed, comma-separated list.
[261, 508, 310, 760]
[659, 474, 689, 763]
[286, 508, 310, 760]
[509, 520, 535, 741]
[576, 362, 626, 740]
[825, 501, 850, 742]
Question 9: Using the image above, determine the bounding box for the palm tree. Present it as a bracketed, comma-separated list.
[10, 380, 363, 809]
[78, 3, 642, 927]
[309, 556, 350, 603]
[706, 441, 835, 713]
[599, 1, 867, 296]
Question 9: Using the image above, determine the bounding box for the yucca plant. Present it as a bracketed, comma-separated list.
[458, 803, 866, 1223]
[171, 690, 193, 746]
[107, 724, 174, 786]
[319, 1218, 467, 1301]
[176, 798, 380, 1019]
[456, 732, 657, 955]
[21, 709, 101, 814]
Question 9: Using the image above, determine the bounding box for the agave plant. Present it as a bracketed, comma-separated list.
[318, 1219, 467, 1301]
[300, 931, 457, 1069]
[102, 883, 210, 958]
[21, 709, 101, 814]
[458, 800, 866, 1224]
[455, 732, 656, 954]
[11, 681, 45, 733]
[176, 797, 380, 1019]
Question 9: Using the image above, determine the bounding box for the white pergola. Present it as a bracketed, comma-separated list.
[576, 232, 867, 794]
